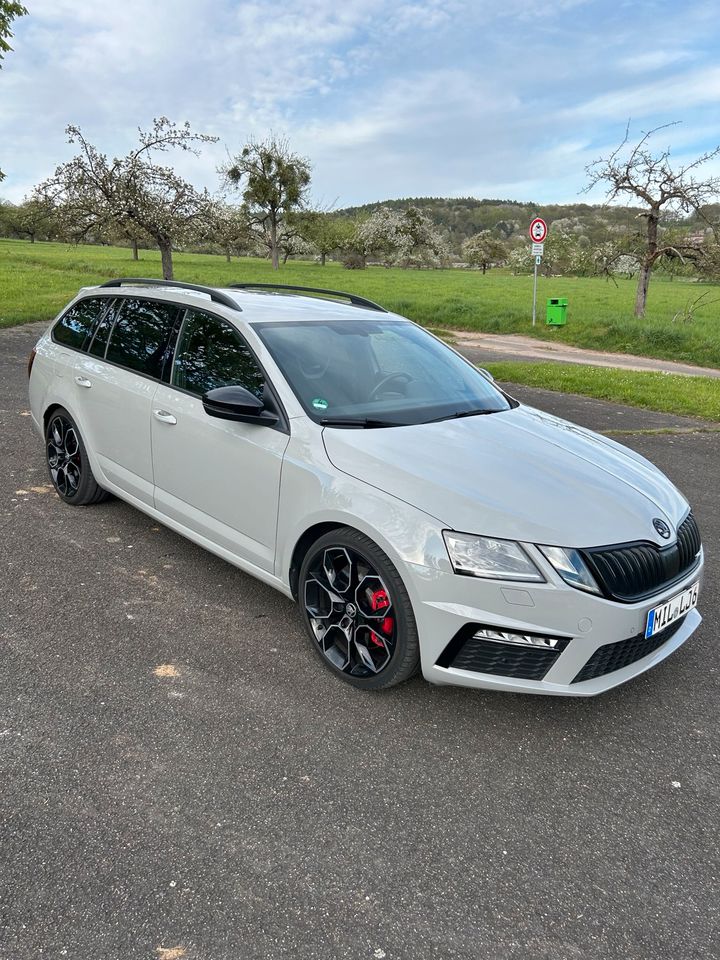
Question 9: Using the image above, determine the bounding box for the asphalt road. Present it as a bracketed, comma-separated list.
[2, 323, 718, 960]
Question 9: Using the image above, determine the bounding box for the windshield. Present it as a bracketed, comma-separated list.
[254, 319, 513, 426]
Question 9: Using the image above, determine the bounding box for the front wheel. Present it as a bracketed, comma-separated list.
[298, 528, 420, 689]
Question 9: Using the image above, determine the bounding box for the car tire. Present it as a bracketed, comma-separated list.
[45, 408, 110, 506]
[298, 527, 420, 689]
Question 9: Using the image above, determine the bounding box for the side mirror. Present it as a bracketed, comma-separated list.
[202, 385, 278, 426]
[478, 367, 495, 383]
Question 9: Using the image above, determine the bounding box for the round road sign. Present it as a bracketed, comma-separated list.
[529, 217, 547, 243]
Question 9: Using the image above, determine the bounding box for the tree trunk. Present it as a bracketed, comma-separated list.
[225, 249, 231, 263]
[29, 233, 35, 243]
[634, 261, 652, 318]
[482, 262, 487, 274]
[320, 252, 326, 266]
[159, 240, 174, 280]
[270, 218, 279, 270]
[635, 208, 659, 318]
[131, 238, 139, 261]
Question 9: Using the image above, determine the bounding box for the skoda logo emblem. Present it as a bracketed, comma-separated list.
[653, 518, 672, 540]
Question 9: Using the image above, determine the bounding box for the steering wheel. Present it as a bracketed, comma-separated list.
[369, 371, 413, 401]
[298, 352, 330, 380]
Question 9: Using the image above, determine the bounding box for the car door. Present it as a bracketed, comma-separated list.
[151, 307, 290, 573]
[73, 296, 180, 506]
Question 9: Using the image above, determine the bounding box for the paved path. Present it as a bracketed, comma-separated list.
[2, 322, 718, 960]
[451, 330, 720, 378]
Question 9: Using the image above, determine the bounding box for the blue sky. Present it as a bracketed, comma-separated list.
[1, 0, 719, 207]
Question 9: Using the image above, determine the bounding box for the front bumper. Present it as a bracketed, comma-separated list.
[412, 553, 704, 696]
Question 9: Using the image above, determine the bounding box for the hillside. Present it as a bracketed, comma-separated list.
[335, 196, 706, 249]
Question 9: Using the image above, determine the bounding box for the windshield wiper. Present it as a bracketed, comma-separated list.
[423, 408, 497, 424]
[320, 416, 403, 428]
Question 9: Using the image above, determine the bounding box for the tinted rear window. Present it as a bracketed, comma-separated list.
[53, 298, 109, 350]
[105, 298, 180, 378]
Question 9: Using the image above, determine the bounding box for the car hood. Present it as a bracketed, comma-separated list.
[322, 405, 689, 548]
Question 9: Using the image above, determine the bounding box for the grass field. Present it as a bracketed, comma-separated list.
[2, 238, 720, 369]
[487, 362, 720, 423]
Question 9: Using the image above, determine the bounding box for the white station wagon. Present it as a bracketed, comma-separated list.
[28, 279, 703, 695]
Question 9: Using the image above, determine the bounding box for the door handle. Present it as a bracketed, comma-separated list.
[74, 376, 92, 388]
[153, 409, 177, 425]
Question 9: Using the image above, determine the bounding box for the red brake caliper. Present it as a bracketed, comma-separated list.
[368, 588, 393, 643]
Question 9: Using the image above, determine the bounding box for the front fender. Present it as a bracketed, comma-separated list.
[276, 420, 450, 601]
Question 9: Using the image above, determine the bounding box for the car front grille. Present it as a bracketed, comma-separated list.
[437, 627, 570, 681]
[581, 513, 701, 602]
[572, 616, 687, 683]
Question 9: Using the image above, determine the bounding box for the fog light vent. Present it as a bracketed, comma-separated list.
[473, 628, 561, 649]
[437, 624, 571, 680]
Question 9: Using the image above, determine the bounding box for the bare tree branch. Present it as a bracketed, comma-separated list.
[584, 123, 720, 316]
[36, 119, 218, 278]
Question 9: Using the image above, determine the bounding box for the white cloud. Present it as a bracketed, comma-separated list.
[565, 66, 720, 121]
[619, 49, 693, 73]
[1, 0, 719, 206]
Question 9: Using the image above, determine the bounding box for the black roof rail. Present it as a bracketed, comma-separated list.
[228, 283, 388, 313]
[98, 278, 241, 311]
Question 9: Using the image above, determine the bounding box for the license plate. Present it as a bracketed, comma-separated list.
[645, 582, 699, 638]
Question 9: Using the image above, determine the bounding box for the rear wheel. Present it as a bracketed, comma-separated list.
[299, 528, 420, 689]
[45, 408, 109, 506]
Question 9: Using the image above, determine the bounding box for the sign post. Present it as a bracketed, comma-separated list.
[529, 218, 548, 326]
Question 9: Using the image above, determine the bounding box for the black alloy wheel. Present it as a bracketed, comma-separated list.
[47, 413, 82, 498]
[299, 528, 420, 689]
[45, 408, 109, 506]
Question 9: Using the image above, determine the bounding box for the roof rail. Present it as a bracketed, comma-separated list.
[228, 283, 388, 313]
[99, 278, 241, 311]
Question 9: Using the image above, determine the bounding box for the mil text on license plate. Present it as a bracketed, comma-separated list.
[645, 582, 699, 639]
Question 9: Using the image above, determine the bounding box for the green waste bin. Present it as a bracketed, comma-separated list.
[546, 298, 568, 326]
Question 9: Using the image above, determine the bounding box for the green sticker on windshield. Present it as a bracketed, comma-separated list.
[312, 398, 329, 410]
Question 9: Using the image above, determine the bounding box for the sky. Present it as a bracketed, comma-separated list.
[1, 0, 720, 208]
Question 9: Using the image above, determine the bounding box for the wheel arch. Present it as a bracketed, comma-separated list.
[43, 402, 65, 431]
[288, 521, 352, 600]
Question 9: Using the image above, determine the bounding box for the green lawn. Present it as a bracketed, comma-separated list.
[2, 238, 720, 368]
[488, 362, 720, 423]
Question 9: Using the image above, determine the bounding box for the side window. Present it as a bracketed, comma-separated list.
[87, 299, 120, 358]
[53, 298, 109, 350]
[105, 298, 179, 378]
[172, 309, 265, 399]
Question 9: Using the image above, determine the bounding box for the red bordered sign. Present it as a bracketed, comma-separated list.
[529, 217, 547, 243]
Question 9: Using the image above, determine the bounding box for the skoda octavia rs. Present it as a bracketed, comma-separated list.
[28, 279, 703, 695]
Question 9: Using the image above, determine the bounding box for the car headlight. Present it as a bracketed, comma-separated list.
[538, 545, 601, 594]
[443, 532, 544, 582]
